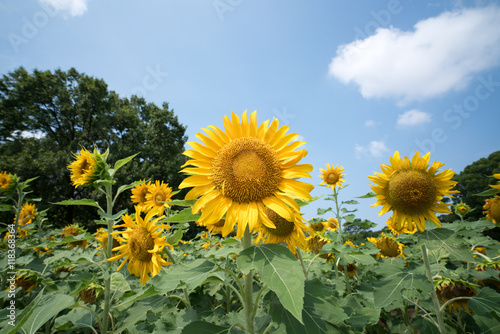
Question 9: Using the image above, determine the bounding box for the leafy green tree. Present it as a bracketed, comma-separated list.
[0, 67, 188, 228]
[441, 151, 500, 222]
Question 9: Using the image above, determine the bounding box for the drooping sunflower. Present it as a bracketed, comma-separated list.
[109, 208, 172, 285]
[144, 181, 173, 214]
[179, 110, 314, 238]
[483, 195, 500, 224]
[369, 151, 458, 232]
[386, 217, 416, 235]
[367, 233, 406, 259]
[435, 278, 477, 314]
[255, 208, 308, 253]
[68, 148, 104, 188]
[319, 164, 345, 190]
[130, 180, 152, 211]
[61, 224, 88, 250]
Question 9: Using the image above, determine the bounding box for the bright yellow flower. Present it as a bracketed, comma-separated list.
[369, 151, 458, 232]
[483, 195, 500, 224]
[490, 173, 500, 190]
[17, 203, 36, 226]
[144, 181, 173, 214]
[367, 233, 406, 259]
[68, 148, 102, 188]
[0, 171, 14, 190]
[94, 228, 120, 254]
[255, 208, 308, 254]
[130, 180, 152, 211]
[386, 217, 416, 235]
[319, 164, 345, 190]
[179, 110, 314, 238]
[109, 207, 172, 285]
[309, 219, 338, 234]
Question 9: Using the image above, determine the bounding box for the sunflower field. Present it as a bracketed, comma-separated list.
[1, 111, 500, 334]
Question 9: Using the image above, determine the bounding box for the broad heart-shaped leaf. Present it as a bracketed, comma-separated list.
[237, 244, 305, 324]
[151, 259, 217, 294]
[469, 287, 500, 333]
[4, 290, 74, 334]
[341, 295, 381, 333]
[373, 264, 430, 308]
[418, 228, 476, 262]
[164, 208, 201, 223]
[53, 306, 96, 331]
[52, 198, 102, 210]
[115, 295, 166, 334]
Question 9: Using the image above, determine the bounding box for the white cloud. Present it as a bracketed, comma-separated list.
[39, 0, 89, 17]
[397, 109, 431, 127]
[355, 140, 389, 158]
[364, 120, 380, 127]
[328, 6, 500, 102]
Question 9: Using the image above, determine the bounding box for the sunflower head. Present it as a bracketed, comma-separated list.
[204, 219, 226, 234]
[483, 195, 500, 224]
[306, 234, 329, 255]
[68, 147, 107, 188]
[130, 180, 152, 211]
[435, 278, 477, 314]
[454, 202, 472, 217]
[319, 164, 345, 190]
[369, 151, 458, 232]
[78, 283, 104, 304]
[338, 263, 359, 277]
[17, 203, 37, 226]
[94, 228, 120, 254]
[61, 224, 88, 250]
[0, 171, 17, 192]
[144, 180, 173, 214]
[15, 269, 41, 294]
[489, 173, 500, 190]
[367, 233, 405, 259]
[386, 216, 416, 235]
[179, 110, 314, 239]
[109, 207, 172, 285]
[255, 208, 307, 253]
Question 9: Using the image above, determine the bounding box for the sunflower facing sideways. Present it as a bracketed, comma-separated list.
[369, 151, 458, 232]
[109, 207, 172, 285]
[179, 110, 314, 239]
[68, 148, 105, 188]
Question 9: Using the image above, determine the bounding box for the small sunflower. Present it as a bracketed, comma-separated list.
[61, 224, 88, 250]
[15, 270, 41, 294]
[309, 219, 338, 234]
[17, 203, 37, 226]
[319, 164, 345, 190]
[435, 278, 477, 314]
[453, 202, 472, 217]
[367, 233, 405, 259]
[144, 181, 173, 214]
[179, 110, 314, 238]
[386, 217, 417, 235]
[130, 180, 152, 211]
[68, 148, 105, 188]
[0, 171, 16, 191]
[94, 228, 120, 254]
[483, 195, 500, 224]
[369, 151, 458, 232]
[78, 283, 104, 304]
[109, 208, 172, 285]
[338, 263, 359, 277]
[255, 208, 308, 254]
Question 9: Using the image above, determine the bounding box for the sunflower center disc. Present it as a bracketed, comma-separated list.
[326, 172, 339, 185]
[155, 192, 165, 205]
[386, 170, 437, 215]
[264, 208, 295, 237]
[140, 189, 149, 203]
[129, 227, 154, 261]
[80, 159, 90, 173]
[212, 137, 282, 203]
[379, 237, 400, 257]
[489, 199, 500, 222]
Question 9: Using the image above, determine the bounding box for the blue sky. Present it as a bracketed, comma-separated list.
[1, 0, 500, 230]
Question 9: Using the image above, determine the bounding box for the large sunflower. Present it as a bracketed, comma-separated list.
[369, 151, 458, 232]
[144, 181, 173, 214]
[319, 164, 345, 190]
[483, 195, 500, 224]
[68, 148, 102, 188]
[179, 110, 314, 238]
[109, 208, 172, 285]
[255, 208, 308, 253]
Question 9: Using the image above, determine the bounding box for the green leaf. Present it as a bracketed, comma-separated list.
[418, 228, 475, 262]
[110, 272, 131, 294]
[114, 295, 165, 334]
[4, 290, 75, 334]
[164, 208, 200, 223]
[342, 200, 359, 205]
[113, 153, 138, 172]
[167, 199, 198, 207]
[356, 192, 377, 198]
[151, 259, 216, 294]
[113, 285, 158, 312]
[343, 214, 355, 223]
[475, 188, 500, 197]
[53, 306, 96, 331]
[469, 287, 500, 317]
[167, 228, 184, 245]
[115, 180, 147, 198]
[295, 195, 324, 207]
[237, 244, 305, 324]
[181, 321, 236, 334]
[98, 208, 127, 221]
[52, 198, 102, 210]
[317, 207, 332, 215]
[0, 204, 14, 212]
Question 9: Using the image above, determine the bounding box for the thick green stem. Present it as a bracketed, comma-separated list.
[241, 227, 255, 334]
[296, 248, 308, 279]
[102, 184, 114, 334]
[421, 245, 446, 334]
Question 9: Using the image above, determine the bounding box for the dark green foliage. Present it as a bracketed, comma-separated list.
[0, 67, 187, 228]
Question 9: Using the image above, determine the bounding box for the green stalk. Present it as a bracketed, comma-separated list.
[296, 248, 308, 279]
[241, 227, 255, 334]
[102, 184, 114, 334]
[421, 245, 446, 334]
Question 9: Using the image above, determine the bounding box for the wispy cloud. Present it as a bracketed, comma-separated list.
[397, 109, 431, 127]
[355, 140, 389, 158]
[364, 120, 381, 127]
[328, 6, 500, 103]
[38, 0, 89, 17]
